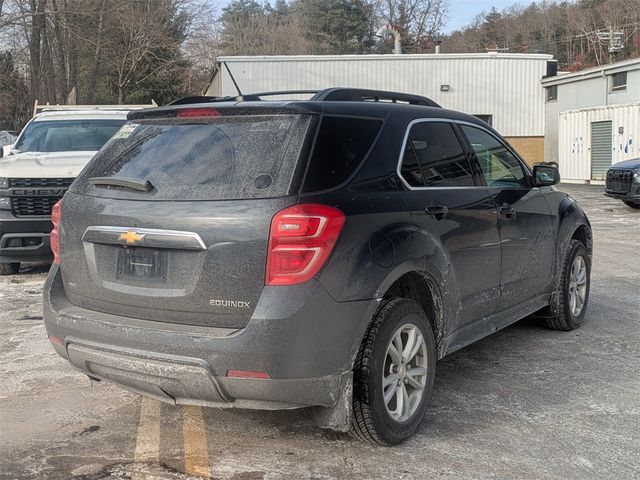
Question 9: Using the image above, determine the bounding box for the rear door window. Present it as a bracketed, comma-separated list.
[400, 121, 475, 187]
[75, 115, 312, 200]
[302, 116, 382, 192]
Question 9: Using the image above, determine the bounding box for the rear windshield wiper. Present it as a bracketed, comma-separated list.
[89, 176, 155, 192]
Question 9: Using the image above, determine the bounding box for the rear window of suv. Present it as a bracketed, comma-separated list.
[75, 115, 313, 200]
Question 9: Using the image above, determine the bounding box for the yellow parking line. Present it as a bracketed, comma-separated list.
[132, 397, 161, 479]
[182, 405, 211, 477]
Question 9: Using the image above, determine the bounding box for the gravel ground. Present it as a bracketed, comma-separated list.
[0, 184, 638, 480]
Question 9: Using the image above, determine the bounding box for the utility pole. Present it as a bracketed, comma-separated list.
[598, 25, 624, 62]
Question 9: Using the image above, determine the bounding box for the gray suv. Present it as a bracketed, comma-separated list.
[43, 89, 592, 444]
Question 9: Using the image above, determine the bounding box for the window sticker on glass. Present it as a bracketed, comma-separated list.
[249, 119, 292, 132]
[113, 123, 139, 139]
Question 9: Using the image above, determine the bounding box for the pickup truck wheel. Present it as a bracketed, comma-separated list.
[545, 239, 590, 331]
[350, 298, 436, 445]
[622, 200, 640, 209]
[0, 263, 19, 275]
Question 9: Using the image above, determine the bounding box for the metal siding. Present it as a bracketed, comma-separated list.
[544, 77, 605, 164]
[590, 121, 613, 179]
[607, 69, 640, 105]
[558, 103, 640, 181]
[544, 64, 640, 164]
[215, 55, 549, 137]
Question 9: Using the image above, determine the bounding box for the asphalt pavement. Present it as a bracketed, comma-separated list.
[1, 184, 638, 480]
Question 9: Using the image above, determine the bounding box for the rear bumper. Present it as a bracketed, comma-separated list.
[604, 184, 640, 202]
[43, 265, 373, 409]
[0, 210, 53, 263]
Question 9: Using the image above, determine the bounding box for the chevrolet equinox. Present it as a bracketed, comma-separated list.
[43, 88, 592, 444]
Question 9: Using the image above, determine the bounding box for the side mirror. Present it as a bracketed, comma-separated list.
[533, 164, 560, 187]
[0, 144, 13, 158]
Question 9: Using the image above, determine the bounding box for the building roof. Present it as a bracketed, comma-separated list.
[542, 57, 640, 86]
[217, 53, 554, 62]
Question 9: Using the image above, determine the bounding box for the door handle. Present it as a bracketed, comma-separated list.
[425, 204, 449, 220]
[499, 204, 516, 218]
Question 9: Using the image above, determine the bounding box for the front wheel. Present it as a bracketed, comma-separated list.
[622, 200, 640, 209]
[0, 263, 19, 275]
[351, 298, 436, 445]
[545, 239, 590, 331]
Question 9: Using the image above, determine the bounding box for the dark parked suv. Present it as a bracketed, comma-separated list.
[43, 88, 592, 444]
[605, 158, 640, 208]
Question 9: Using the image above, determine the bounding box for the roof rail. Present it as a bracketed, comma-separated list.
[167, 88, 440, 108]
[168, 90, 319, 105]
[311, 88, 441, 107]
[239, 90, 319, 101]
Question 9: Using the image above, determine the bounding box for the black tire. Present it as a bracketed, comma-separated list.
[350, 298, 436, 445]
[622, 200, 640, 209]
[0, 263, 19, 275]
[544, 239, 590, 331]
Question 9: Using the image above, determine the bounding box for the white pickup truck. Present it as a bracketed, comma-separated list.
[0, 107, 147, 274]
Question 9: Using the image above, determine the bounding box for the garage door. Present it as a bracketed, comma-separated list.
[591, 121, 612, 180]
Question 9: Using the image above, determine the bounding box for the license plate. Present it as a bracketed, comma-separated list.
[607, 181, 629, 193]
[117, 247, 167, 282]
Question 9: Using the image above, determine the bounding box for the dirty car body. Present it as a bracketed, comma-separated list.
[43, 89, 593, 444]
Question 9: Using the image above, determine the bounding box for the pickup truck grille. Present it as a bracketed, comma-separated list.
[606, 169, 633, 193]
[9, 178, 74, 217]
[9, 178, 74, 188]
[11, 197, 60, 216]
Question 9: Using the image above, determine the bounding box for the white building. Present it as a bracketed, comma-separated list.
[542, 57, 640, 181]
[206, 53, 556, 165]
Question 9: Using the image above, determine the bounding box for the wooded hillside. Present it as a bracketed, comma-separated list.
[444, 0, 640, 70]
[1, 0, 639, 130]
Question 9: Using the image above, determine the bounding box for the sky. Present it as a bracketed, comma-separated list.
[444, 1, 520, 33]
[213, 1, 523, 35]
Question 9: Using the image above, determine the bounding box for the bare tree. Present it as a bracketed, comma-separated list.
[220, 6, 314, 56]
[375, 0, 448, 52]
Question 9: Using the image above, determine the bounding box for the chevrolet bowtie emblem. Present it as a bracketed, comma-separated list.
[118, 231, 145, 245]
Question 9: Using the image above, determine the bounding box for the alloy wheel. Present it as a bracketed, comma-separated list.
[568, 255, 588, 317]
[382, 324, 428, 423]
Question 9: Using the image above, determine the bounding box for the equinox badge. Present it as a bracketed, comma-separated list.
[210, 299, 251, 308]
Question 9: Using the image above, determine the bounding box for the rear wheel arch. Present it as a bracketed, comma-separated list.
[381, 271, 446, 357]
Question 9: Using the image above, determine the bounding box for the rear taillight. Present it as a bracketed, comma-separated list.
[51, 200, 62, 265]
[266, 203, 345, 286]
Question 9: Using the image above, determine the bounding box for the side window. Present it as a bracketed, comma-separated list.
[460, 125, 528, 188]
[302, 116, 382, 193]
[400, 122, 475, 188]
